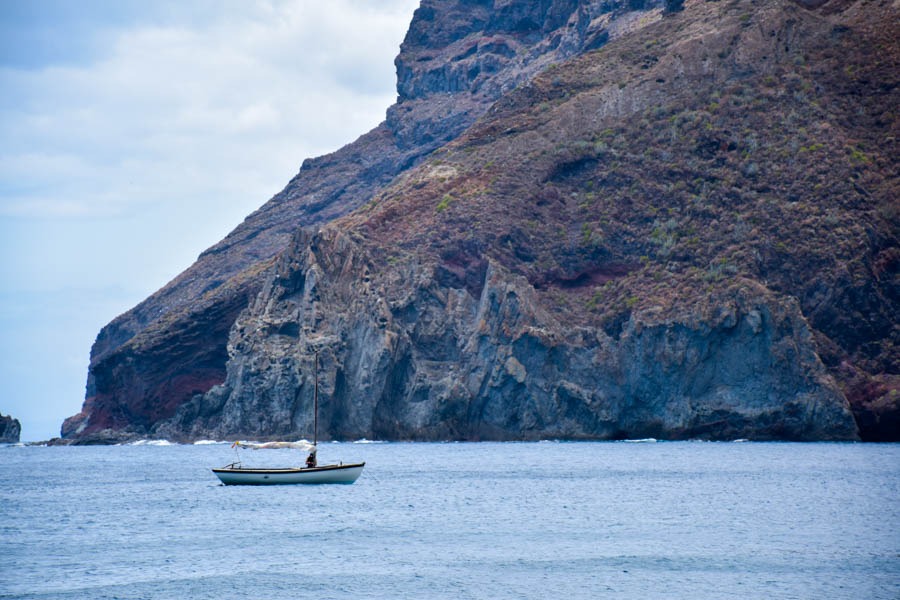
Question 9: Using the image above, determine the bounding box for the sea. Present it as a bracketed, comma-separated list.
[1, 441, 898, 600]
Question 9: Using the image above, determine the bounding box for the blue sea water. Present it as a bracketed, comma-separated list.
[1, 441, 898, 599]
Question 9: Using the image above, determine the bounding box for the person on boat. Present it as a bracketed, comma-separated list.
[305, 450, 317, 468]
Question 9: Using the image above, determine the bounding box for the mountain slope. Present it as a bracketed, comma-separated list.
[66, 0, 898, 443]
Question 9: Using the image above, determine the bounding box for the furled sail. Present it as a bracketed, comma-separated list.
[232, 440, 316, 452]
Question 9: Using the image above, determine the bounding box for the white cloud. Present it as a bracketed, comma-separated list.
[1, 0, 418, 263]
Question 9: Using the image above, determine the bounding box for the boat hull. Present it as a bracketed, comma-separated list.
[212, 462, 365, 485]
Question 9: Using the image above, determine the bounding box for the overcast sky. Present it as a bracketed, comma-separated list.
[0, 0, 420, 441]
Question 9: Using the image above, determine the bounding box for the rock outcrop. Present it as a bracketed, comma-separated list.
[0, 413, 21, 443]
[67, 0, 898, 443]
[158, 228, 857, 441]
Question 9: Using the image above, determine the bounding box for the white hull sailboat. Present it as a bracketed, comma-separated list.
[212, 461, 365, 485]
[212, 353, 365, 485]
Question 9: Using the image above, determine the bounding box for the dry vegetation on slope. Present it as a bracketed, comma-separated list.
[345, 0, 898, 438]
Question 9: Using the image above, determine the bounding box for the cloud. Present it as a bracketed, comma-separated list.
[0, 0, 419, 440]
[1, 0, 418, 272]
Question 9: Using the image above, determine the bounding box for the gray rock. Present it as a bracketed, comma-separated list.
[157, 230, 858, 442]
[0, 413, 21, 443]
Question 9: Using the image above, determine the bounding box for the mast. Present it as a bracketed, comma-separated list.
[313, 351, 319, 448]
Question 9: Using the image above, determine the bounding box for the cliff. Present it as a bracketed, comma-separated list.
[66, 0, 898, 443]
[63, 0, 643, 443]
[0, 413, 21, 443]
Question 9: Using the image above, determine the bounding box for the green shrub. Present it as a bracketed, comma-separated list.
[436, 194, 453, 212]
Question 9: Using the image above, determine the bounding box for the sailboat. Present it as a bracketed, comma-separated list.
[211, 353, 365, 485]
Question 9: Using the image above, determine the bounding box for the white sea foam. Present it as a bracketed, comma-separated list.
[623, 438, 657, 443]
[128, 439, 174, 446]
[193, 440, 226, 445]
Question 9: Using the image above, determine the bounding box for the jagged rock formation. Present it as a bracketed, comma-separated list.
[0, 413, 21, 443]
[67, 0, 898, 443]
[158, 228, 857, 441]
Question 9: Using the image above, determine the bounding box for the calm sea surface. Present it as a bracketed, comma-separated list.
[1, 441, 898, 599]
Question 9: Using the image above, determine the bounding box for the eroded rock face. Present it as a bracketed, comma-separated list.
[0, 413, 21, 443]
[157, 229, 857, 441]
[65, 0, 652, 443]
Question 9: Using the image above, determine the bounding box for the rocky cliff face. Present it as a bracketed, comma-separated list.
[158, 228, 856, 442]
[67, 0, 898, 443]
[63, 0, 649, 442]
[0, 413, 21, 443]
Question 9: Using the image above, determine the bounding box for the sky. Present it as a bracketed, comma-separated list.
[0, 0, 420, 441]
